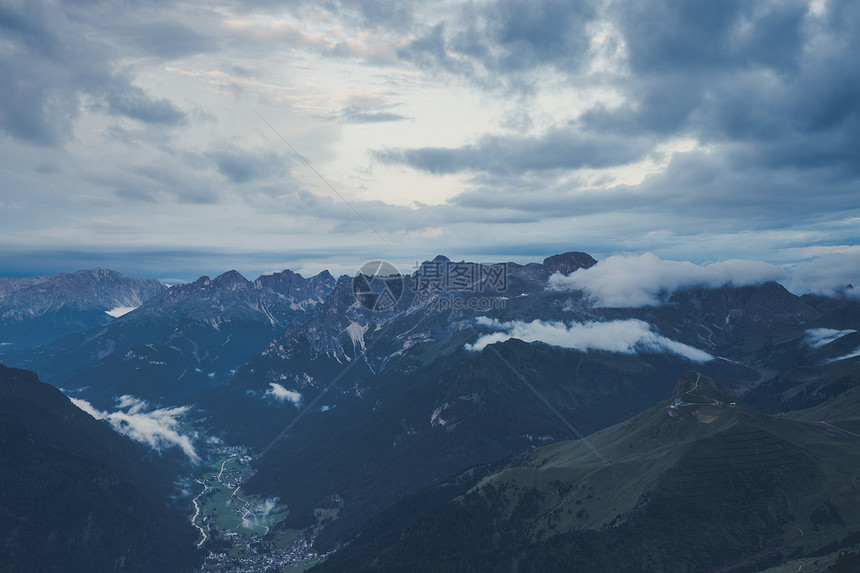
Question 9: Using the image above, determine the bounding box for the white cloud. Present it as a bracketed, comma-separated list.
[265, 383, 303, 407]
[70, 395, 200, 463]
[805, 328, 857, 349]
[70, 396, 105, 419]
[828, 347, 860, 364]
[465, 317, 713, 362]
[548, 253, 788, 307]
[105, 306, 138, 317]
[791, 253, 860, 298]
[115, 394, 147, 413]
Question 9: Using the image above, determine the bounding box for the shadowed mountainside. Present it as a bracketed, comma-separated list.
[0, 364, 201, 572]
[311, 374, 860, 572]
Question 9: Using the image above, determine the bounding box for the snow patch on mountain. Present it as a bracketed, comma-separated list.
[345, 321, 368, 352]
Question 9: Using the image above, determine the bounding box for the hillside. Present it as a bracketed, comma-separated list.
[0, 364, 202, 572]
[312, 373, 860, 572]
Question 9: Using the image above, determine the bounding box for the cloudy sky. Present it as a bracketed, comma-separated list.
[1, 0, 858, 286]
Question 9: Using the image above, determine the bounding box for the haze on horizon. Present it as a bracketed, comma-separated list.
[0, 0, 858, 288]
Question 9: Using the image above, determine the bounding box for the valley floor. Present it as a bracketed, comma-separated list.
[189, 445, 330, 572]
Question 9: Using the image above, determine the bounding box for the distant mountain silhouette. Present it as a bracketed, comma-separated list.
[0, 268, 165, 348]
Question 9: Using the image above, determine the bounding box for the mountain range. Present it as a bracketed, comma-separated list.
[0, 268, 165, 348]
[10, 267, 337, 405]
[1, 251, 859, 570]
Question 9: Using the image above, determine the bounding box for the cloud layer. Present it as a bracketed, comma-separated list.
[265, 383, 303, 407]
[549, 253, 788, 307]
[0, 0, 858, 281]
[465, 316, 713, 362]
[71, 395, 199, 463]
[805, 328, 858, 349]
[791, 253, 860, 298]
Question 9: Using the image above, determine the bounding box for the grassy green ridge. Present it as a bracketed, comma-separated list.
[311, 373, 860, 572]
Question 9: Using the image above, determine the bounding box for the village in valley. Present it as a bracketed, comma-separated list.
[188, 445, 329, 572]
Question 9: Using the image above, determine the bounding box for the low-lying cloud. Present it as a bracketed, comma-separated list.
[105, 306, 138, 318]
[71, 395, 199, 463]
[791, 253, 860, 298]
[549, 253, 788, 307]
[805, 328, 858, 349]
[465, 317, 713, 362]
[828, 347, 860, 364]
[265, 383, 303, 407]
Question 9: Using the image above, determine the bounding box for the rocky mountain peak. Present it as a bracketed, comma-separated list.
[213, 270, 249, 288]
[542, 251, 597, 275]
[315, 269, 335, 282]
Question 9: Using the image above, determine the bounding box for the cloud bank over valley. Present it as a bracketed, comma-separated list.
[466, 317, 713, 362]
[70, 394, 200, 463]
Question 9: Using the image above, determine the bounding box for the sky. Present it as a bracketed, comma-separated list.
[0, 0, 858, 288]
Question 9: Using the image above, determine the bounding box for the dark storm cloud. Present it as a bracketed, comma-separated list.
[597, 4, 860, 229]
[398, 0, 598, 87]
[579, 1, 811, 139]
[590, 0, 860, 148]
[382, 0, 860, 242]
[615, 0, 807, 74]
[444, 146, 860, 237]
[375, 127, 651, 175]
[101, 84, 187, 125]
[0, 0, 187, 146]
